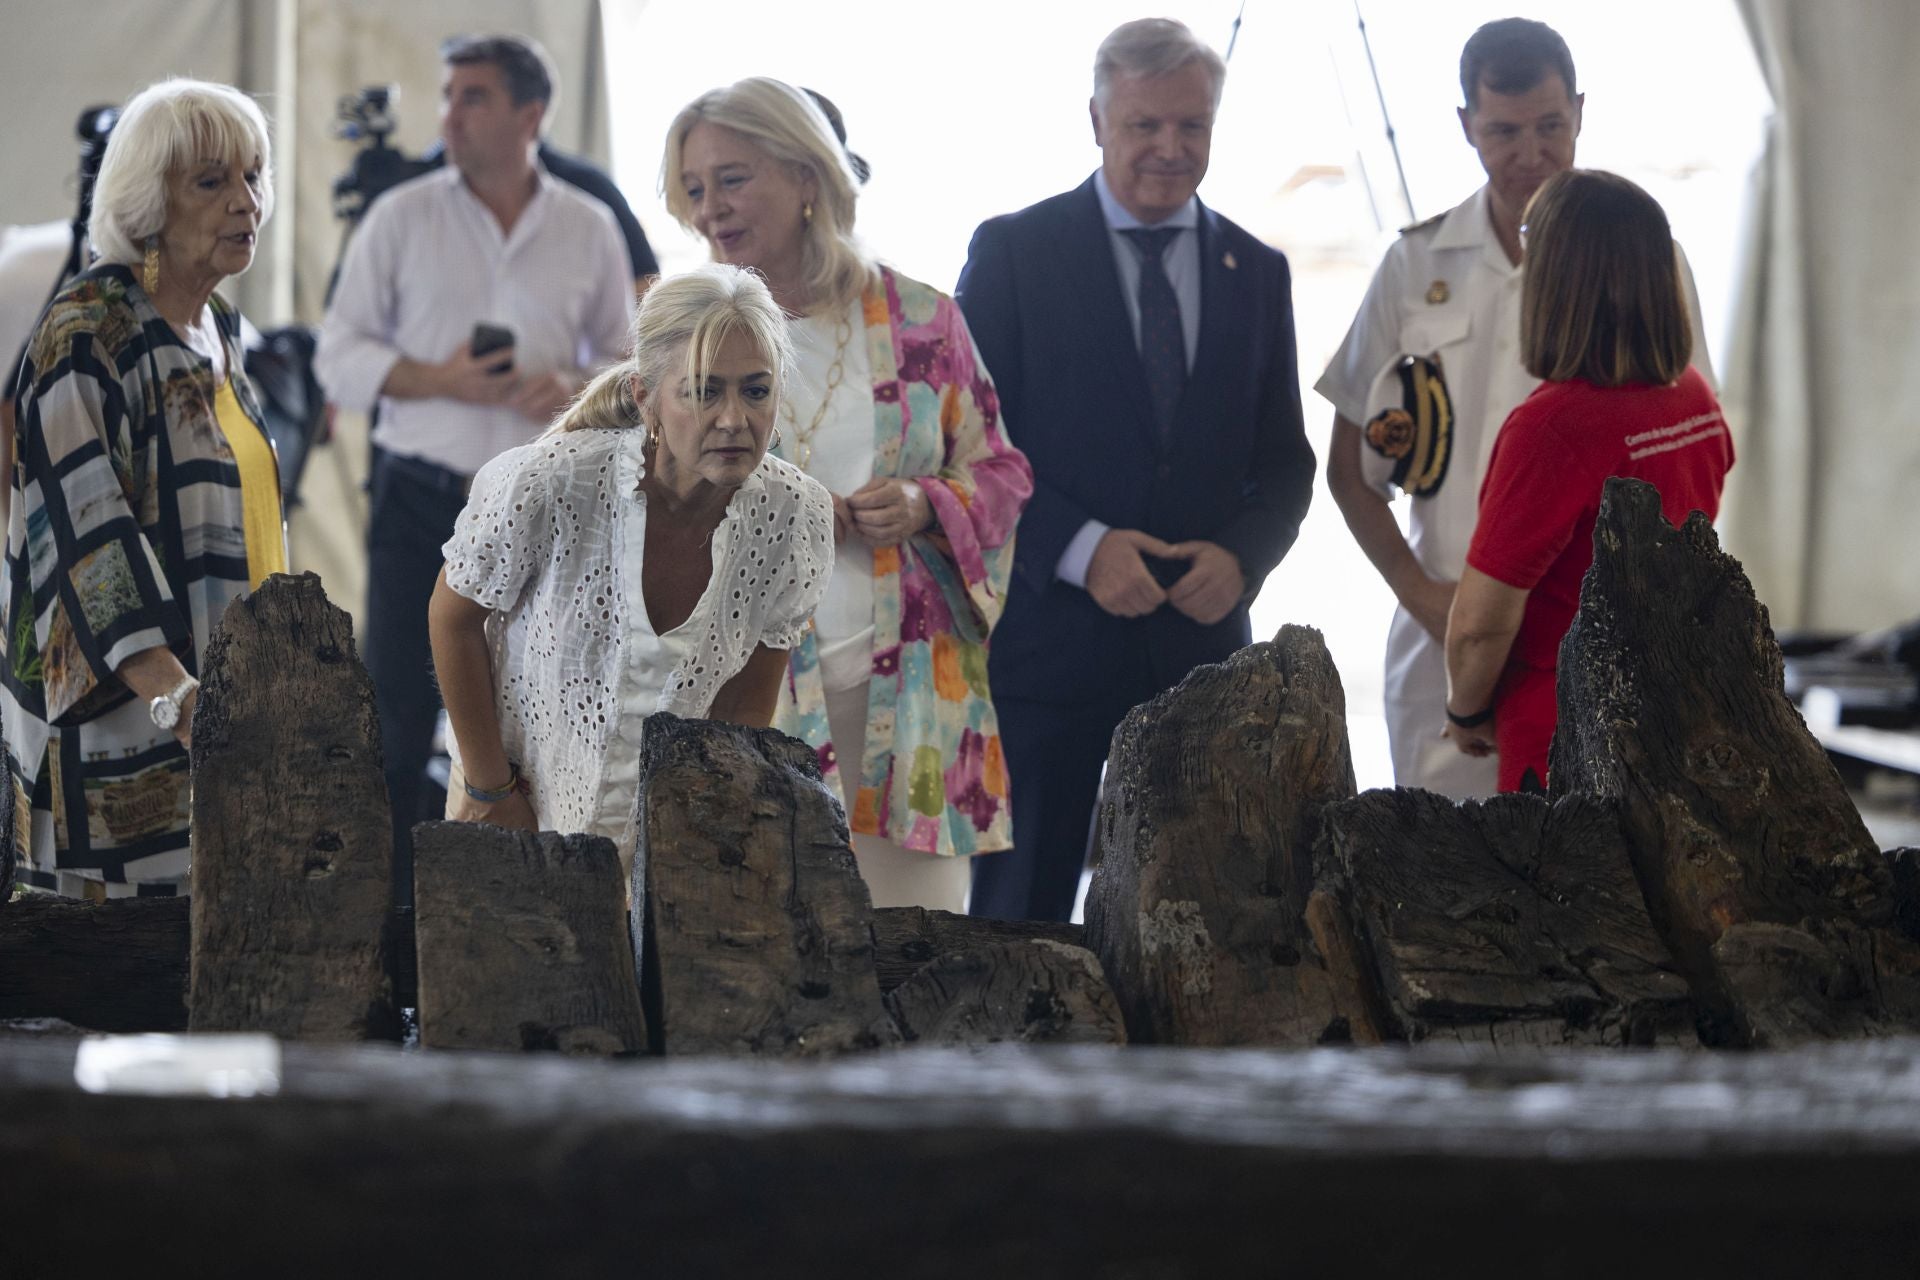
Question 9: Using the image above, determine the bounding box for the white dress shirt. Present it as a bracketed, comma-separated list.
[1056, 172, 1203, 588]
[315, 164, 632, 477]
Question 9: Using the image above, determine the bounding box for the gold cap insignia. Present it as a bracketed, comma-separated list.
[1425, 280, 1450, 305]
[1223, 251, 1238, 270]
[1362, 355, 1453, 498]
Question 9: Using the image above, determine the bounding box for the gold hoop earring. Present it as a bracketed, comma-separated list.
[142, 237, 160, 295]
[770, 425, 785, 452]
[802, 202, 814, 227]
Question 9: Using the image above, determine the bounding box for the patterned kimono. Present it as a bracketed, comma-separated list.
[776, 267, 1032, 859]
[2, 265, 277, 894]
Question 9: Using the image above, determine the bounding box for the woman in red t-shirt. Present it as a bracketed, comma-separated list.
[1442, 170, 1735, 791]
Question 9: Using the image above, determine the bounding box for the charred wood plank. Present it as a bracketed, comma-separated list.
[636, 715, 898, 1056]
[1085, 626, 1379, 1046]
[6, 1038, 1920, 1276]
[412, 823, 647, 1054]
[0, 895, 189, 1032]
[1321, 789, 1694, 1046]
[1550, 478, 1920, 1046]
[869, 906, 1085, 994]
[189, 573, 395, 1040]
[884, 939, 1126, 1046]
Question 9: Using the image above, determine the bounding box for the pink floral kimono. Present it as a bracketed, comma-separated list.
[775, 266, 1032, 859]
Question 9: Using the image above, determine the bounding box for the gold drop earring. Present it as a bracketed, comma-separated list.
[802, 202, 813, 227]
[142, 236, 161, 294]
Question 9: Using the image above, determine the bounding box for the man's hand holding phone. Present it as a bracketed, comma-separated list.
[440, 324, 517, 406]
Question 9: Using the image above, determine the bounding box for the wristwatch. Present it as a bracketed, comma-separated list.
[150, 674, 201, 731]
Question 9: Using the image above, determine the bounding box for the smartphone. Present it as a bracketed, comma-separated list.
[471, 323, 515, 371]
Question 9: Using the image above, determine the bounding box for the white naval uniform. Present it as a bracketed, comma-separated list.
[1316, 186, 1715, 798]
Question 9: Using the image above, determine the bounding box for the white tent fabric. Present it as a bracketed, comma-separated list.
[1723, 0, 1920, 631]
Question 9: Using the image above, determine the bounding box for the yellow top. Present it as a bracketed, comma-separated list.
[212, 376, 286, 589]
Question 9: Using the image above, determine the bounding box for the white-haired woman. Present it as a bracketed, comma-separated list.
[665, 79, 1032, 913]
[427, 264, 834, 872]
[2, 79, 282, 899]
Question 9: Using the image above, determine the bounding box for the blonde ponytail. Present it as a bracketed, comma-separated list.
[550, 364, 638, 434]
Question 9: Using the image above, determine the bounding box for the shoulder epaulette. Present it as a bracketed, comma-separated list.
[1398, 210, 1447, 236]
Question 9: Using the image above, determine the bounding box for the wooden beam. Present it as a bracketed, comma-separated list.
[1551, 479, 1920, 1046]
[188, 573, 395, 1040]
[1321, 789, 1695, 1045]
[0, 896, 188, 1031]
[5, 1037, 1920, 1274]
[412, 822, 647, 1054]
[884, 940, 1125, 1046]
[1085, 626, 1378, 1045]
[869, 907, 1086, 993]
[637, 715, 898, 1055]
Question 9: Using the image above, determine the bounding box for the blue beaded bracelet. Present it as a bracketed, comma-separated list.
[464, 763, 521, 804]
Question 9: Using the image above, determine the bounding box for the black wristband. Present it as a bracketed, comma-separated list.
[1446, 703, 1494, 729]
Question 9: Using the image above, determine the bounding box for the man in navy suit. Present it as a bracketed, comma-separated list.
[956, 18, 1316, 922]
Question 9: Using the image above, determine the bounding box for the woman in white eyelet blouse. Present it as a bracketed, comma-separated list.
[426, 264, 835, 874]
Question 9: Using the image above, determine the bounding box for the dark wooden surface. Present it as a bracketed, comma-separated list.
[1085, 627, 1375, 1046]
[869, 906, 1086, 993]
[885, 939, 1126, 1046]
[637, 715, 898, 1055]
[1551, 479, 1920, 1046]
[6, 1036, 1920, 1277]
[412, 823, 647, 1054]
[1321, 789, 1695, 1046]
[0, 896, 189, 1031]
[189, 573, 395, 1040]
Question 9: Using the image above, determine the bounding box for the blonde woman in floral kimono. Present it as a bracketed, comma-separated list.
[665, 78, 1033, 911]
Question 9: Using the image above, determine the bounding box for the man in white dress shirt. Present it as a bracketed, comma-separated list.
[1317, 18, 1713, 798]
[316, 33, 630, 885]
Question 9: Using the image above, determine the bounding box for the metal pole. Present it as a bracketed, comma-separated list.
[1226, 0, 1250, 60]
[1354, 0, 1416, 224]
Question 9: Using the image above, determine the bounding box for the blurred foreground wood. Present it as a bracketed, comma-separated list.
[6, 1037, 1920, 1277]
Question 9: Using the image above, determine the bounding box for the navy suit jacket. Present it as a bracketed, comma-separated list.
[956, 175, 1315, 705]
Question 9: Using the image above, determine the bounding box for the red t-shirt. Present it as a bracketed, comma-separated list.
[1469, 368, 1735, 669]
[1467, 369, 1734, 790]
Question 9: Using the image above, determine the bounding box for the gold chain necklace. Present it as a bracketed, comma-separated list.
[780, 310, 854, 470]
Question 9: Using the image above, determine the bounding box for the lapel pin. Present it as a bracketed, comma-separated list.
[1426, 279, 1450, 304]
[1222, 251, 1238, 270]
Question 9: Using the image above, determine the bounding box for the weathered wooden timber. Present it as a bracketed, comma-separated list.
[1320, 789, 1695, 1045]
[884, 939, 1126, 1046]
[1085, 626, 1377, 1046]
[1550, 479, 1920, 1046]
[869, 906, 1086, 993]
[7, 1037, 1920, 1277]
[0, 893, 190, 1032]
[188, 573, 396, 1040]
[637, 714, 898, 1055]
[0, 1018, 85, 1037]
[411, 823, 647, 1054]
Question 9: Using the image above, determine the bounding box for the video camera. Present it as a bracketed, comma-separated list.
[4, 104, 121, 402]
[330, 85, 432, 225]
[75, 104, 118, 230]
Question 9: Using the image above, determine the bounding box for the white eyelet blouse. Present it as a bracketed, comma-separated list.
[441, 428, 835, 865]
